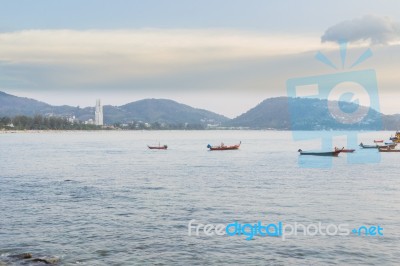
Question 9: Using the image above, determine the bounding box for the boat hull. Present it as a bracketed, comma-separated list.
[359, 144, 378, 149]
[299, 151, 340, 157]
[379, 144, 397, 149]
[298, 149, 342, 157]
[379, 148, 400, 152]
[335, 148, 355, 153]
[339, 149, 355, 153]
[147, 145, 168, 150]
[209, 146, 240, 151]
[207, 142, 241, 151]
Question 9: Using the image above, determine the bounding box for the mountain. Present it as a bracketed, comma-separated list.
[382, 114, 400, 130]
[0, 91, 54, 116]
[227, 97, 291, 129]
[228, 97, 394, 130]
[0, 91, 89, 117]
[0, 91, 228, 125]
[1, 91, 399, 130]
[101, 99, 229, 125]
[111, 99, 228, 124]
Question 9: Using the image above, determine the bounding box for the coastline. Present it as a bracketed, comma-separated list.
[0, 129, 392, 133]
[0, 129, 104, 134]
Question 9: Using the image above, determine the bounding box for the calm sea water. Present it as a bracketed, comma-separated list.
[0, 131, 399, 265]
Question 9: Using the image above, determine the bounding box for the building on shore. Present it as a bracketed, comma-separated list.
[85, 119, 94, 125]
[95, 99, 103, 126]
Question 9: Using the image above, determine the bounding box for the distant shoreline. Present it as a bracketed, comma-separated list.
[0, 129, 105, 134]
[0, 129, 394, 134]
[0, 129, 250, 133]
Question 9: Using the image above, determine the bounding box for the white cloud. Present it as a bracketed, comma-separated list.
[0, 29, 321, 81]
[2, 28, 400, 117]
[321, 14, 400, 45]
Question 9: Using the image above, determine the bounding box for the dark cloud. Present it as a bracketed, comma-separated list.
[321, 14, 400, 45]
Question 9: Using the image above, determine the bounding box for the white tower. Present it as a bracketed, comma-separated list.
[95, 99, 103, 126]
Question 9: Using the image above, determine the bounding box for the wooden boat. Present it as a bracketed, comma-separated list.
[379, 147, 400, 152]
[147, 144, 168, 150]
[207, 141, 241, 151]
[379, 143, 397, 149]
[360, 142, 397, 149]
[374, 140, 384, 143]
[298, 148, 343, 157]
[359, 143, 378, 149]
[335, 147, 355, 153]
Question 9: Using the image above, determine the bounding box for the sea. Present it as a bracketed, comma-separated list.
[0, 130, 399, 265]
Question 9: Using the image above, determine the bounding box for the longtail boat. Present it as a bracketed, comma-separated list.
[335, 147, 355, 153]
[207, 141, 241, 151]
[359, 143, 378, 149]
[147, 144, 168, 150]
[298, 148, 343, 157]
[374, 140, 384, 143]
[379, 143, 397, 149]
[360, 142, 397, 149]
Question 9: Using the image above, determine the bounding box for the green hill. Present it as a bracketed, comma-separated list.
[227, 97, 386, 130]
[1, 91, 399, 129]
[0, 91, 228, 126]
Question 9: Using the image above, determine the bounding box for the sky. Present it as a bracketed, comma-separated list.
[1, 0, 400, 118]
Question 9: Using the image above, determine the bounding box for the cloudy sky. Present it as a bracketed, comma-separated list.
[1, 0, 400, 117]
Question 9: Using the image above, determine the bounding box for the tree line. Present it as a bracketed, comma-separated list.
[114, 121, 206, 130]
[0, 115, 100, 130]
[0, 115, 207, 130]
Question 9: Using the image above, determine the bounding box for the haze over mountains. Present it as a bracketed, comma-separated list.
[1, 91, 399, 130]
